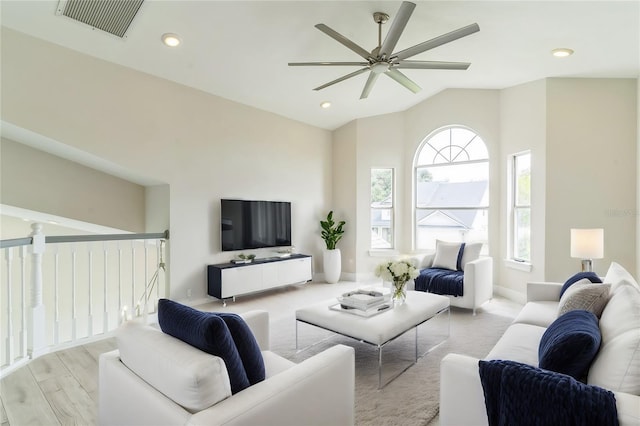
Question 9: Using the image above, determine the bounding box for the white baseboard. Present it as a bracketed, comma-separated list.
[494, 285, 526, 305]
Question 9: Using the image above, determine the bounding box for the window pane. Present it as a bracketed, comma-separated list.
[371, 209, 392, 249]
[515, 154, 531, 206]
[371, 168, 393, 249]
[416, 163, 489, 208]
[415, 208, 488, 251]
[514, 207, 531, 261]
[417, 127, 488, 165]
[371, 168, 393, 205]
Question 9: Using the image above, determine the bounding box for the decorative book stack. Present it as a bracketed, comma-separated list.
[333, 288, 392, 317]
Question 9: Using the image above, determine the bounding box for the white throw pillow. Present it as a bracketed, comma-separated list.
[604, 261, 640, 295]
[556, 279, 610, 318]
[117, 320, 231, 412]
[588, 329, 640, 394]
[460, 242, 482, 271]
[432, 240, 462, 271]
[598, 282, 640, 342]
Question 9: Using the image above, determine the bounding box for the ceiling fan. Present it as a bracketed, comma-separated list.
[288, 1, 479, 99]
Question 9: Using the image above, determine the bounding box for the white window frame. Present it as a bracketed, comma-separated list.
[509, 151, 531, 264]
[370, 167, 395, 250]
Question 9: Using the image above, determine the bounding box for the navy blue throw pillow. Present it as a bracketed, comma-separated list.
[216, 313, 265, 385]
[157, 299, 250, 394]
[456, 243, 466, 271]
[560, 271, 602, 298]
[538, 310, 601, 380]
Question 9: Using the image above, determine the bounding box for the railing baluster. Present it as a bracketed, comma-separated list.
[5, 247, 14, 366]
[88, 245, 93, 337]
[103, 242, 109, 334]
[71, 243, 77, 341]
[53, 244, 60, 345]
[143, 240, 149, 317]
[118, 242, 124, 323]
[131, 241, 136, 316]
[19, 246, 27, 359]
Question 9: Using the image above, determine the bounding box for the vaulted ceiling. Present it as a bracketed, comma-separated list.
[2, 1, 639, 130]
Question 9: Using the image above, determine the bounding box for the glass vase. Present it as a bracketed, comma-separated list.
[392, 279, 407, 306]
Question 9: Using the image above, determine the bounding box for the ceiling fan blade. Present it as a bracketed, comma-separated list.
[393, 23, 480, 61]
[394, 60, 471, 70]
[315, 23, 372, 60]
[385, 69, 421, 93]
[379, 1, 416, 58]
[360, 72, 380, 99]
[288, 61, 370, 67]
[313, 67, 370, 91]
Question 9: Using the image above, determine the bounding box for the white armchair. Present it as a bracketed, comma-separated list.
[99, 310, 355, 426]
[413, 253, 493, 315]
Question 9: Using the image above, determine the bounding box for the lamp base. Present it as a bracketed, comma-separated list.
[581, 259, 593, 272]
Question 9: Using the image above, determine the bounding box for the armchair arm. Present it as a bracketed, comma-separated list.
[616, 392, 640, 426]
[526, 282, 563, 302]
[463, 257, 494, 306]
[440, 353, 488, 426]
[189, 344, 355, 426]
[239, 310, 269, 350]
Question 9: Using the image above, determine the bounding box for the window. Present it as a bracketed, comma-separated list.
[511, 152, 531, 262]
[414, 127, 489, 250]
[371, 168, 394, 249]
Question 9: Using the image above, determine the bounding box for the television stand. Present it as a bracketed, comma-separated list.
[207, 254, 312, 306]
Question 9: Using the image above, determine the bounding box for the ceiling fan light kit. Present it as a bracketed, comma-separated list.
[289, 1, 480, 99]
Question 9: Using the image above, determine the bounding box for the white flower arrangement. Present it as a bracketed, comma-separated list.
[374, 259, 419, 284]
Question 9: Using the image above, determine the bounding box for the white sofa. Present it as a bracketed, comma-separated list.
[440, 262, 640, 425]
[99, 310, 355, 426]
[413, 253, 493, 315]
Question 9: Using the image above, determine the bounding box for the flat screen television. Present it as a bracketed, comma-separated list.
[221, 199, 292, 251]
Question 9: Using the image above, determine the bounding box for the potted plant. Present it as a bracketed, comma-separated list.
[320, 211, 345, 284]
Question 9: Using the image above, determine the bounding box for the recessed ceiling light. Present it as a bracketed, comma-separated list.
[551, 48, 574, 58]
[162, 33, 181, 47]
[320, 101, 331, 109]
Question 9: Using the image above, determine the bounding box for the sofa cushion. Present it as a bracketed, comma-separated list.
[432, 240, 462, 271]
[538, 310, 601, 380]
[485, 323, 546, 366]
[513, 301, 560, 328]
[557, 279, 610, 318]
[560, 271, 602, 298]
[604, 261, 640, 294]
[217, 313, 266, 385]
[116, 320, 231, 412]
[460, 242, 482, 271]
[158, 299, 250, 394]
[588, 329, 640, 395]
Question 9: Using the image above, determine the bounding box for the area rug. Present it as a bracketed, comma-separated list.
[269, 307, 513, 426]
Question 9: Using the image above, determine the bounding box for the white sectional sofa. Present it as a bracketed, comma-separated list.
[440, 262, 640, 425]
[99, 310, 355, 426]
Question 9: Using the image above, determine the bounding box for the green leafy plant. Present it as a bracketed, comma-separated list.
[320, 211, 346, 250]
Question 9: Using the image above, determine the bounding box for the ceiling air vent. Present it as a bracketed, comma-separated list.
[56, 0, 144, 38]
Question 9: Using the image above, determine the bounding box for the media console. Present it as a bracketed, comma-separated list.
[208, 254, 312, 305]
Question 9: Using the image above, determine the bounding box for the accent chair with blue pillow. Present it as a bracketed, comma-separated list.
[99, 303, 356, 426]
[440, 261, 640, 426]
[412, 240, 493, 315]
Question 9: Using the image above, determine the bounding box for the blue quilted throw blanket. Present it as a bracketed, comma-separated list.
[414, 268, 463, 297]
[478, 360, 618, 426]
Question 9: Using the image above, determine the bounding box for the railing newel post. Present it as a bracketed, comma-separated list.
[28, 223, 47, 359]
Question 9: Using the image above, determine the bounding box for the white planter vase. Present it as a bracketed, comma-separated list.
[323, 248, 341, 284]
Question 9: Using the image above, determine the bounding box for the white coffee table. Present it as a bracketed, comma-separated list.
[295, 290, 450, 388]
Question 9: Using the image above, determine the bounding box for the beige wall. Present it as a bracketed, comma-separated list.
[1, 28, 332, 303]
[497, 79, 547, 299]
[546, 78, 637, 280]
[1, 137, 146, 232]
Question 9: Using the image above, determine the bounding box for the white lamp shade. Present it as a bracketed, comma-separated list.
[570, 228, 604, 259]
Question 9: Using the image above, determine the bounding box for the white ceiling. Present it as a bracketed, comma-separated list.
[1, 1, 639, 131]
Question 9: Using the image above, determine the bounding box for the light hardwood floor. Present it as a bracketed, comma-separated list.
[1, 281, 522, 426]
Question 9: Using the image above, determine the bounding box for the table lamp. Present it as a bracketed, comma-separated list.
[570, 228, 604, 272]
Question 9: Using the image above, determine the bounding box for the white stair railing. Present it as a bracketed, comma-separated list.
[0, 226, 169, 377]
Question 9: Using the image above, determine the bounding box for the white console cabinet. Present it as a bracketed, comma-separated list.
[208, 254, 312, 304]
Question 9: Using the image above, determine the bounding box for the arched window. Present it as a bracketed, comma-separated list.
[414, 126, 489, 250]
